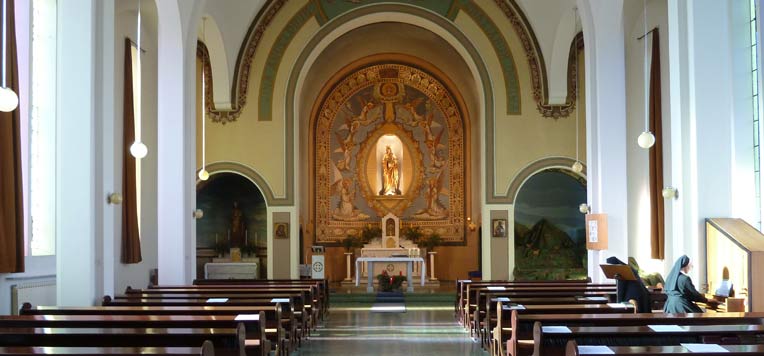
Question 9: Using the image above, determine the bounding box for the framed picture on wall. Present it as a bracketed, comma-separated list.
[492, 219, 506, 238]
[274, 223, 289, 239]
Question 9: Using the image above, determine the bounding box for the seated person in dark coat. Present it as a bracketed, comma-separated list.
[663, 255, 718, 313]
[605, 256, 651, 313]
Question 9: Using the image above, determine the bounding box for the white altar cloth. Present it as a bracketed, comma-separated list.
[355, 257, 426, 293]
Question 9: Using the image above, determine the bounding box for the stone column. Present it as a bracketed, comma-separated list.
[344, 252, 353, 281]
[578, 0, 629, 282]
[428, 251, 437, 281]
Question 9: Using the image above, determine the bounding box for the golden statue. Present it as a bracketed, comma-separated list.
[380, 145, 401, 195]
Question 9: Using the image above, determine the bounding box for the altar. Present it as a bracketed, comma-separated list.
[355, 256, 426, 292]
[358, 213, 422, 279]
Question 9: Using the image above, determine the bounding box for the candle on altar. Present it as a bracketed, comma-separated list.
[227, 229, 230, 242]
[215, 234, 219, 244]
[245, 230, 248, 246]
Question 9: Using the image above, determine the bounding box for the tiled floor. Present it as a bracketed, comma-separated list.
[296, 304, 486, 356]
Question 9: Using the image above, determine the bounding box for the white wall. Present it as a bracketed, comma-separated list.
[113, 0, 159, 293]
[625, 0, 671, 278]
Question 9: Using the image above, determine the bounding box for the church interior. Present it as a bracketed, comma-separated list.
[1, 0, 764, 355]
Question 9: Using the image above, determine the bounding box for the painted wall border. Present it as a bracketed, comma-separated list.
[201, 161, 291, 206]
[506, 156, 588, 203]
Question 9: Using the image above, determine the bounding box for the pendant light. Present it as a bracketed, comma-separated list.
[130, 0, 148, 158]
[637, 0, 655, 149]
[198, 18, 209, 181]
[0, 0, 18, 112]
[571, 7, 583, 174]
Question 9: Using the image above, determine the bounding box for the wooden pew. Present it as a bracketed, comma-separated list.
[145, 284, 322, 319]
[456, 279, 596, 322]
[103, 296, 298, 352]
[19, 304, 282, 356]
[565, 340, 764, 355]
[0, 342, 214, 356]
[508, 312, 764, 356]
[504, 304, 636, 356]
[0, 314, 266, 350]
[121, 289, 309, 342]
[485, 296, 609, 354]
[133, 286, 318, 333]
[465, 285, 615, 338]
[0, 325, 245, 356]
[535, 323, 764, 356]
[192, 279, 329, 317]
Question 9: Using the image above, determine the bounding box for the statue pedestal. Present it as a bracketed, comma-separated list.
[344, 252, 353, 281]
[428, 251, 438, 281]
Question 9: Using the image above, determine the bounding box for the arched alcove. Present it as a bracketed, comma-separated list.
[196, 172, 267, 279]
[513, 169, 587, 280]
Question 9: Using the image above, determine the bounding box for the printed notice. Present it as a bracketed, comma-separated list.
[588, 220, 598, 242]
[542, 326, 572, 333]
[577, 346, 614, 354]
[235, 314, 260, 321]
[271, 298, 290, 303]
[206, 298, 229, 303]
[681, 343, 728, 353]
[648, 325, 685, 332]
[487, 286, 505, 291]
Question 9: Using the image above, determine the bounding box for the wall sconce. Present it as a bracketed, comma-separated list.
[466, 217, 477, 232]
[192, 209, 204, 219]
[579, 203, 590, 214]
[662, 187, 678, 200]
[107, 193, 123, 205]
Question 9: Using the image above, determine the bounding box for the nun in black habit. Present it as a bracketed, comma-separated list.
[663, 255, 717, 313]
[605, 256, 651, 313]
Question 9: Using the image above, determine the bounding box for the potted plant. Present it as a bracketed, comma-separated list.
[402, 226, 424, 244]
[341, 235, 358, 253]
[360, 225, 381, 245]
[419, 232, 442, 255]
[376, 270, 406, 292]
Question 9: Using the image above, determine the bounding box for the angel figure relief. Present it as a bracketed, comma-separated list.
[335, 99, 379, 171]
[332, 177, 370, 221]
[413, 170, 448, 220]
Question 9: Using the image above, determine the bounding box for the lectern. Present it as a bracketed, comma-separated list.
[311, 246, 325, 279]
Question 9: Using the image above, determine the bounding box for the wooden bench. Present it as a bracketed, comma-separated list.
[504, 305, 636, 356]
[133, 287, 318, 333]
[19, 304, 281, 356]
[565, 340, 764, 355]
[509, 312, 764, 356]
[0, 343, 214, 356]
[103, 296, 298, 352]
[0, 325, 245, 356]
[535, 323, 764, 356]
[484, 296, 609, 354]
[465, 285, 615, 338]
[456, 280, 595, 323]
[192, 279, 329, 317]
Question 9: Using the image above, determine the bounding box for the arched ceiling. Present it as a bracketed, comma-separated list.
[201, 0, 583, 113]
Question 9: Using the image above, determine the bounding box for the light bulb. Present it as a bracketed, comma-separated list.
[198, 168, 209, 181]
[571, 161, 583, 173]
[0, 87, 19, 112]
[579, 203, 590, 214]
[637, 131, 656, 149]
[130, 141, 148, 159]
[662, 187, 678, 200]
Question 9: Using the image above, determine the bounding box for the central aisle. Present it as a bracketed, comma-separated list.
[296, 303, 486, 355]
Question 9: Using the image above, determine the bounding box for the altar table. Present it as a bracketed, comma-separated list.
[355, 257, 426, 292]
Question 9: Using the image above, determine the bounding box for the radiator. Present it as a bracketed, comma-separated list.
[11, 280, 56, 315]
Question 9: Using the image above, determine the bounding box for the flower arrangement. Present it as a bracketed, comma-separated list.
[402, 226, 424, 244]
[241, 242, 257, 257]
[360, 224, 381, 245]
[341, 235, 363, 252]
[377, 270, 406, 292]
[418, 232, 442, 252]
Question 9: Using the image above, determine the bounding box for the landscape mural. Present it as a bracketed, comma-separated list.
[514, 169, 587, 280]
